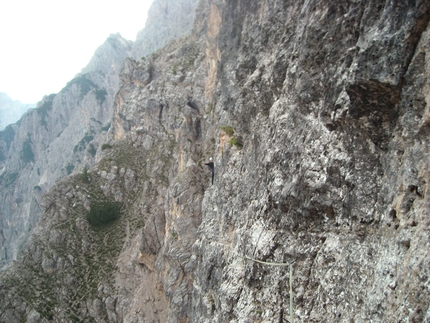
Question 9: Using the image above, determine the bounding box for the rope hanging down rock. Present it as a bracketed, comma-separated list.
[244, 255, 296, 323]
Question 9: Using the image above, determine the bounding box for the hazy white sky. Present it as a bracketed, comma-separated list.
[0, 0, 153, 104]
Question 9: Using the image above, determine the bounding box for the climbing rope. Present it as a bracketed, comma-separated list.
[244, 255, 295, 323]
[244, 255, 295, 266]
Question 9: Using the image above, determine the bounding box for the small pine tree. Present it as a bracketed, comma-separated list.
[81, 166, 90, 183]
[21, 139, 34, 163]
[86, 201, 121, 226]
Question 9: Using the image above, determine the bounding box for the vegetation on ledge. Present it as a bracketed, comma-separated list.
[86, 200, 122, 226]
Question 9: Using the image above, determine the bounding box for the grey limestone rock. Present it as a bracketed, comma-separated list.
[1, 0, 430, 323]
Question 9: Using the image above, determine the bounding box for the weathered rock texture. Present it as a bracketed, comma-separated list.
[0, 0, 197, 272]
[0, 33, 131, 271]
[1, 0, 430, 322]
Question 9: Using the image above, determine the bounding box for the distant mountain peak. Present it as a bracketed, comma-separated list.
[0, 93, 35, 130]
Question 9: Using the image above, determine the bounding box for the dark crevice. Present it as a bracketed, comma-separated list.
[195, 119, 202, 139]
[187, 100, 200, 112]
[159, 104, 164, 123]
[399, 4, 430, 87]
[345, 80, 401, 150]
[346, 80, 401, 119]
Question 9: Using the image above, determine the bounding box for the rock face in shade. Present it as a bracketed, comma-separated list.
[0, 1, 430, 323]
[0, 0, 198, 273]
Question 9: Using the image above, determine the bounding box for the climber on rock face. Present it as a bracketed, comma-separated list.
[202, 157, 214, 185]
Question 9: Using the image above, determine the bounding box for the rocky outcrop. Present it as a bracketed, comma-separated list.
[1, 0, 429, 322]
[0, 93, 35, 130]
[0, 0, 198, 272]
[189, 1, 430, 322]
[133, 0, 199, 59]
[0, 33, 131, 271]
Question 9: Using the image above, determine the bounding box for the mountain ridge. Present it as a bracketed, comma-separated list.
[0, 93, 36, 131]
[0, 0, 198, 272]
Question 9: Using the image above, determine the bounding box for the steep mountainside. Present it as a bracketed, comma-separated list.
[0, 33, 132, 271]
[133, 0, 198, 59]
[1, 0, 430, 322]
[0, 93, 35, 130]
[0, 0, 198, 272]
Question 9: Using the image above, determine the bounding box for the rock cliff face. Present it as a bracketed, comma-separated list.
[0, 33, 131, 271]
[1, 0, 430, 322]
[0, 0, 198, 272]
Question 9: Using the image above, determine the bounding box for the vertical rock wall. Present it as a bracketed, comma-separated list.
[190, 1, 430, 322]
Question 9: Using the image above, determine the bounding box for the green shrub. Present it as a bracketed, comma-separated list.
[65, 75, 96, 98]
[101, 143, 112, 150]
[172, 63, 179, 75]
[37, 94, 55, 128]
[229, 136, 243, 149]
[73, 132, 94, 153]
[81, 166, 90, 183]
[96, 89, 107, 103]
[207, 102, 215, 114]
[171, 230, 178, 240]
[0, 124, 16, 149]
[21, 138, 34, 163]
[220, 125, 234, 136]
[65, 163, 75, 175]
[87, 201, 121, 226]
